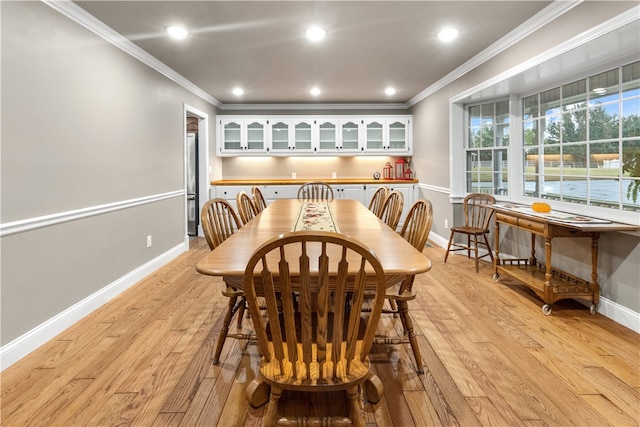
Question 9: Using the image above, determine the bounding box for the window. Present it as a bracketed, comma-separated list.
[522, 62, 639, 212]
[465, 100, 510, 195]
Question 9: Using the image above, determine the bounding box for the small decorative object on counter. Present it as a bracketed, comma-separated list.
[383, 162, 393, 180]
[403, 167, 412, 180]
[395, 158, 409, 180]
[373, 171, 381, 180]
[531, 202, 552, 212]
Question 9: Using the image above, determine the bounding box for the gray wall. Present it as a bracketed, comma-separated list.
[412, 1, 640, 314]
[1, 1, 217, 344]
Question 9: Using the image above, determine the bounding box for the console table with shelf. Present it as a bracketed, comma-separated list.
[491, 205, 639, 315]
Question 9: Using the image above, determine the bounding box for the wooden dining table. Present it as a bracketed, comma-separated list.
[196, 198, 432, 284]
[196, 198, 432, 405]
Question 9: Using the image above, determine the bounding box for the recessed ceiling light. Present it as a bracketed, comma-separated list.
[385, 87, 397, 96]
[437, 27, 459, 42]
[232, 87, 244, 96]
[166, 25, 190, 40]
[310, 87, 321, 96]
[305, 26, 327, 42]
[593, 87, 607, 95]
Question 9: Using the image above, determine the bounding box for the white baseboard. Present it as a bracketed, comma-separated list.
[428, 232, 640, 334]
[596, 297, 640, 333]
[0, 243, 186, 371]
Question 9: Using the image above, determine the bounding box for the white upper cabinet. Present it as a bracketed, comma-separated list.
[269, 120, 290, 152]
[363, 117, 411, 154]
[218, 118, 268, 154]
[292, 119, 314, 152]
[316, 119, 339, 153]
[217, 115, 411, 156]
[337, 119, 362, 153]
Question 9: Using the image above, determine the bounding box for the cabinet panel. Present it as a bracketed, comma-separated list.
[317, 120, 339, 152]
[339, 119, 362, 152]
[335, 184, 366, 204]
[292, 119, 313, 152]
[213, 185, 253, 211]
[222, 120, 242, 151]
[270, 120, 290, 152]
[264, 185, 299, 201]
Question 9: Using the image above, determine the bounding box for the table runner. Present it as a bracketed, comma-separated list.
[291, 202, 340, 233]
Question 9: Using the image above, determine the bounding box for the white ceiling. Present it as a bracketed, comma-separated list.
[73, 1, 556, 107]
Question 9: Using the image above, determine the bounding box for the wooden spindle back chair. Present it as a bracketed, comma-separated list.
[200, 198, 248, 365]
[380, 198, 433, 374]
[367, 185, 389, 217]
[243, 231, 387, 426]
[252, 186, 268, 213]
[379, 190, 404, 230]
[444, 193, 496, 272]
[236, 191, 259, 225]
[297, 181, 334, 201]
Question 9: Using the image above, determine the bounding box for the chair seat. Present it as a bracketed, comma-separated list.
[383, 282, 417, 302]
[222, 286, 244, 298]
[450, 226, 489, 235]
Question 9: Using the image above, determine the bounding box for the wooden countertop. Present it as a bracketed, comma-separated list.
[211, 178, 418, 185]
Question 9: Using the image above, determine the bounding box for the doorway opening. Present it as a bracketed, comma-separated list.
[183, 104, 209, 247]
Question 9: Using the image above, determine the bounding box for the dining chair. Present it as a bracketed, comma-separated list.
[367, 185, 389, 217]
[236, 191, 259, 225]
[379, 190, 404, 230]
[252, 186, 267, 213]
[297, 181, 334, 201]
[201, 198, 248, 365]
[444, 193, 496, 272]
[243, 231, 387, 426]
[379, 198, 433, 374]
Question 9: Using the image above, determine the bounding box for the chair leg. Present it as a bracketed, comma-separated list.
[264, 385, 282, 427]
[388, 298, 398, 317]
[467, 234, 472, 258]
[444, 230, 455, 263]
[347, 386, 364, 427]
[213, 294, 241, 365]
[397, 300, 423, 374]
[473, 235, 480, 273]
[236, 302, 246, 329]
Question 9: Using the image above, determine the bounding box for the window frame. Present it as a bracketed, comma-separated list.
[451, 61, 639, 225]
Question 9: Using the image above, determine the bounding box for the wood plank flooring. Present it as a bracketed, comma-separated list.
[2, 237, 638, 426]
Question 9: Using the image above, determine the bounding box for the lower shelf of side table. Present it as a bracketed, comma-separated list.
[494, 259, 599, 315]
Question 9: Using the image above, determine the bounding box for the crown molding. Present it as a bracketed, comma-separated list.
[219, 102, 411, 111]
[43, 0, 223, 109]
[407, 0, 583, 107]
[451, 5, 640, 103]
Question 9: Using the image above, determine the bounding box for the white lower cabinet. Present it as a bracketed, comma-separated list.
[210, 182, 415, 228]
[264, 185, 299, 203]
[212, 185, 253, 212]
[334, 184, 366, 204]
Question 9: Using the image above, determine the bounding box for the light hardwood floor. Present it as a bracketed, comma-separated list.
[2, 237, 638, 426]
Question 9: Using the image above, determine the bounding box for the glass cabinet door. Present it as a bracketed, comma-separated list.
[246, 120, 266, 151]
[270, 121, 290, 151]
[318, 121, 337, 152]
[223, 121, 242, 151]
[365, 120, 384, 150]
[388, 120, 408, 150]
[293, 121, 312, 151]
[340, 120, 361, 151]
